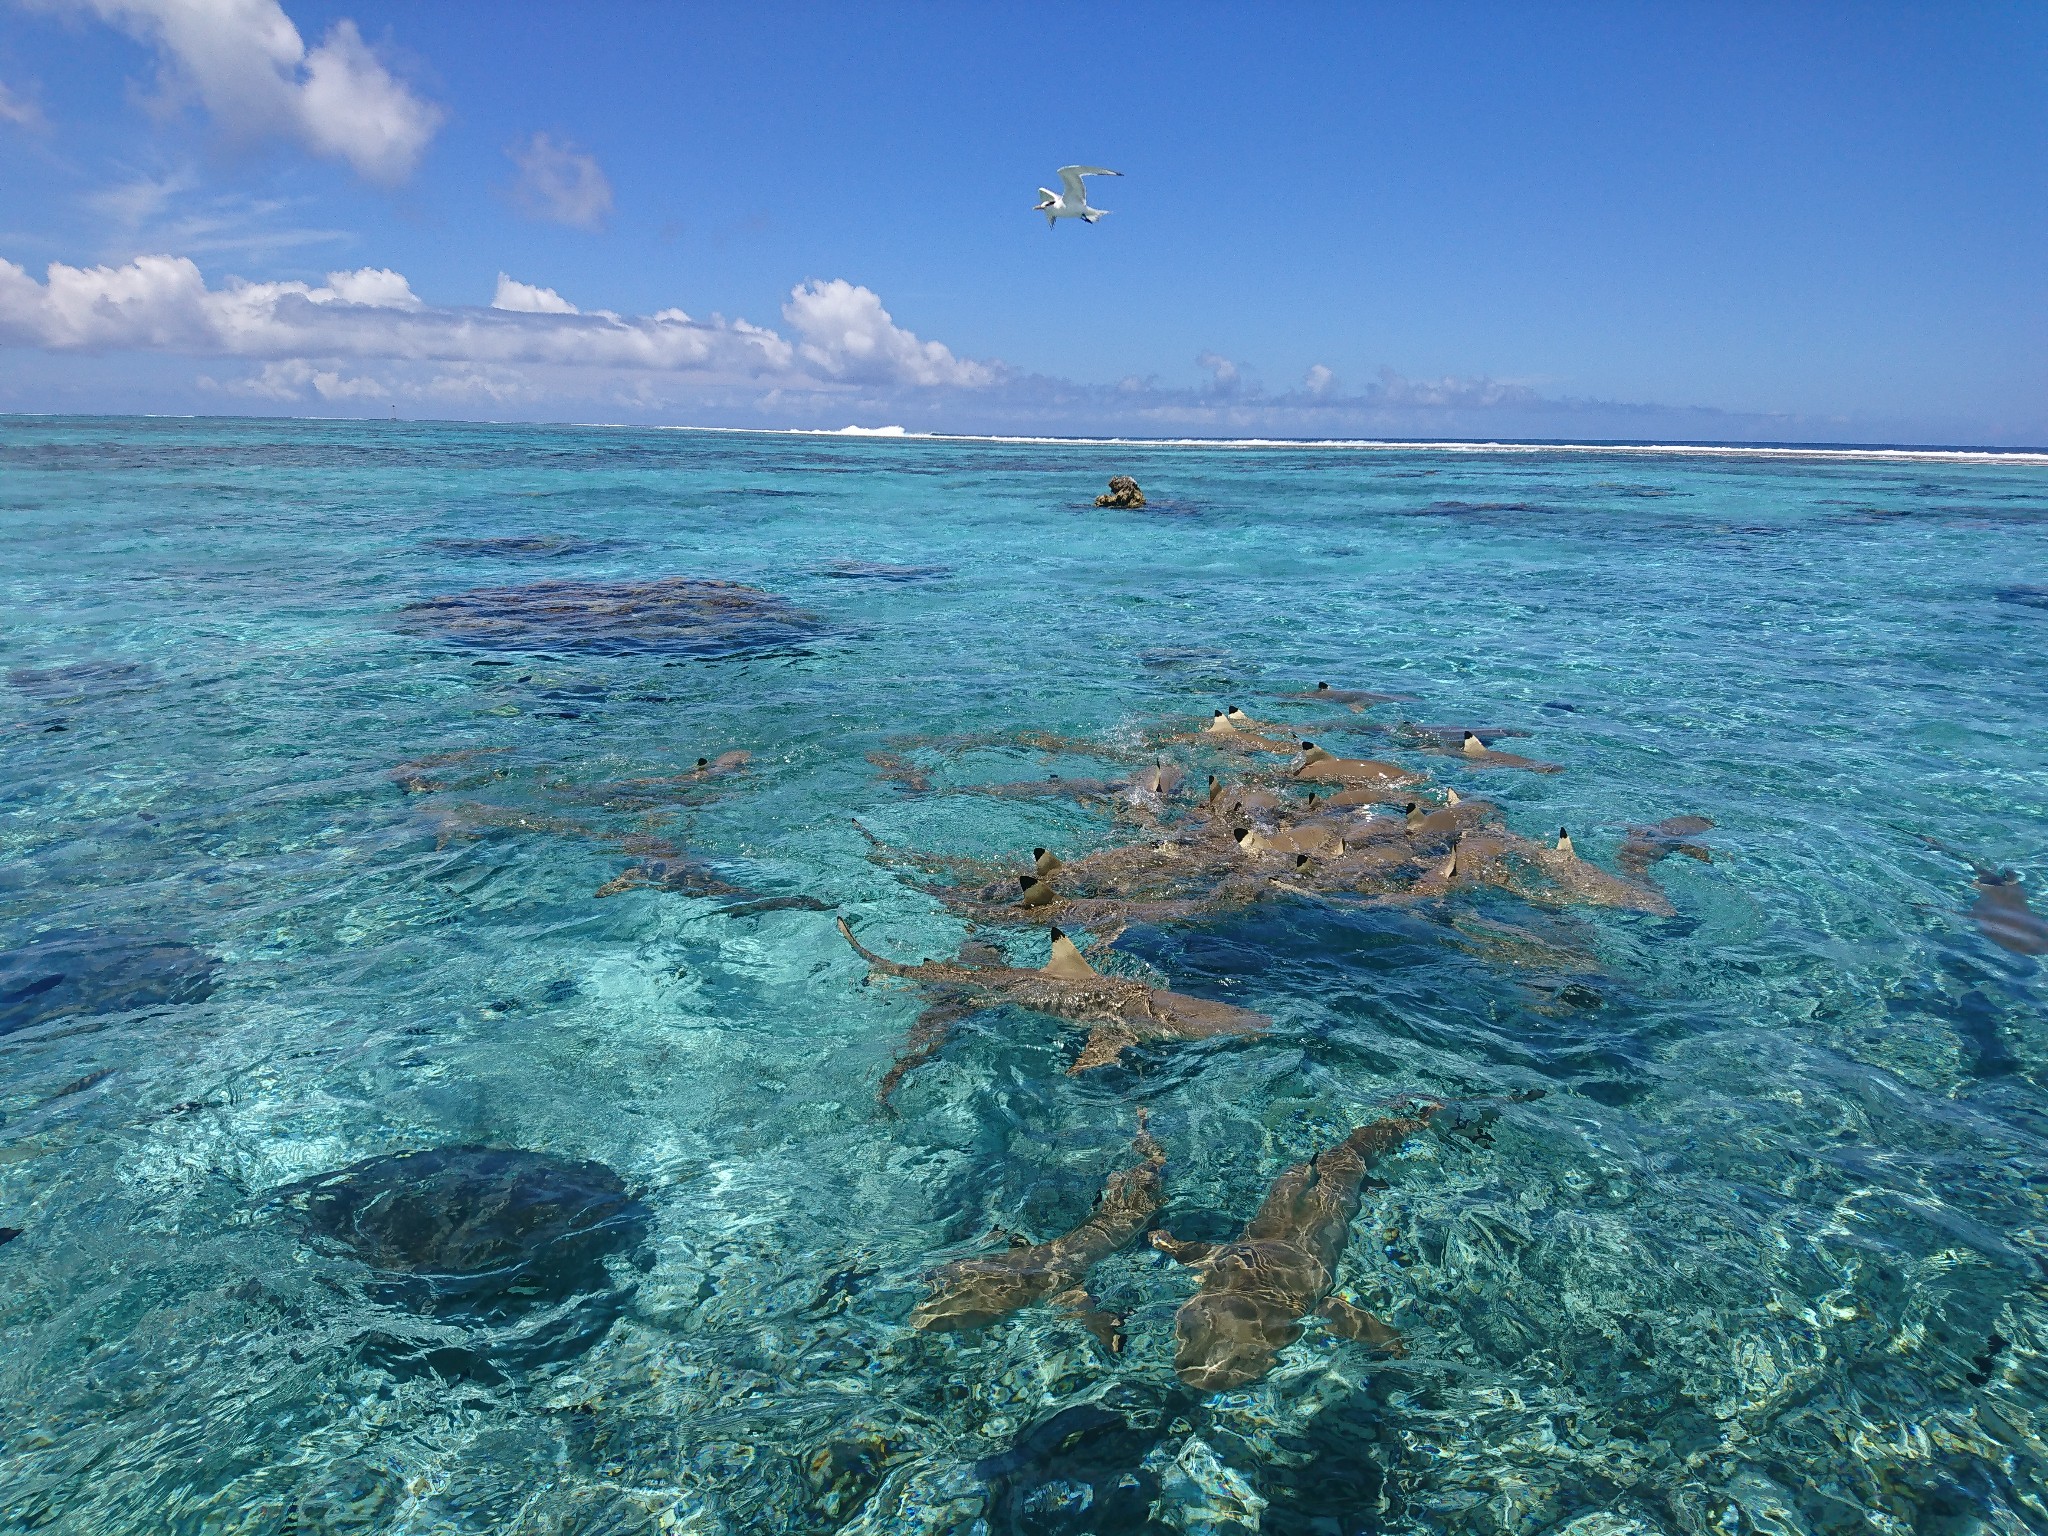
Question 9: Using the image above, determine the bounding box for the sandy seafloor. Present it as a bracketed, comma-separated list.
[1, 416, 2046, 1535]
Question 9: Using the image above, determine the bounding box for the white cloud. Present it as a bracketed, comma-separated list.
[507, 132, 613, 230]
[0, 79, 47, 130]
[324, 266, 420, 308]
[235, 356, 387, 399]
[1196, 351, 1241, 394]
[0, 255, 1030, 399]
[50, 0, 442, 182]
[83, 168, 351, 261]
[782, 278, 995, 388]
[1302, 363, 1335, 397]
[492, 274, 578, 314]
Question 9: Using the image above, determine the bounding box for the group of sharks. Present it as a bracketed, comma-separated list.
[844, 686, 1707, 1107]
[391, 681, 2046, 1391]
[833, 682, 1732, 1386]
[903, 1102, 1442, 1390]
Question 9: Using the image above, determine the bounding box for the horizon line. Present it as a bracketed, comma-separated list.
[6, 411, 2048, 465]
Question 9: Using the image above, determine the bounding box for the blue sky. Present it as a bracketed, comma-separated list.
[2, 1, 2044, 442]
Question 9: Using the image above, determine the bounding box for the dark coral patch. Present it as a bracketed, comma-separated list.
[7, 661, 157, 702]
[0, 929, 217, 1036]
[278, 1146, 648, 1321]
[396, 576, 822, 657]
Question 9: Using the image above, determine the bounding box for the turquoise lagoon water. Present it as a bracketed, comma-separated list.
[1, 416, 2046, 1535]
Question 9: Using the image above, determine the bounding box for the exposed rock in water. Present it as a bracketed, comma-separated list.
[0, 930, 217, 1036]
[277, 1146, 649, 1322]
[1095, 476, 1146, 509]
[396, 576, 823, 657]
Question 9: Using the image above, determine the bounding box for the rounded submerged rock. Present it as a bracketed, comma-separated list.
[0, 929, 218, 1036]
[279, 1146, 649, 1319]
[396, 576, 824, 658]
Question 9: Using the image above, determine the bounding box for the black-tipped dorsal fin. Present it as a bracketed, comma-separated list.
[1042, 927, 1098, 980]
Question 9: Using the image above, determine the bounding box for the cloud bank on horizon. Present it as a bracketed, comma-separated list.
[0, 249, 1814, 438]
[0, 1, 2037, 442]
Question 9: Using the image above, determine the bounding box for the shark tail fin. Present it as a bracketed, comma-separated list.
[836, 917, 912, 976]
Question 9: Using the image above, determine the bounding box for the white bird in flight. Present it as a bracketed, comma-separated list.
[1035, 165, 1121, 228]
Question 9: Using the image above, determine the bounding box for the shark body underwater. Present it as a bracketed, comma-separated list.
[837, 920, 1270, 1099]
[909, 1116, 1166, 1350]
[1150, 1105, 1438, 1390]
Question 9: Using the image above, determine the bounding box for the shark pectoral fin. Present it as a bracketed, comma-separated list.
[1049, 1286, 1126, 1352]
[877, 1000, 975, 1111]
[1319, 1297, 1406, 1355]
[1147, 1230, 1213, 1265]
[1070, 1021, 1138, 1073]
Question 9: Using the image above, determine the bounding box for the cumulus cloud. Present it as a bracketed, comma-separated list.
[49, 0, 442, 182]
[1302, 363, 1335, 397]
[507, 132, 613, 230]
[0, 255, 1031, 402]
[783, 278, 995, 388]
[1196, 351, 1241, 395]
[492, 274, 577, 314]
[0, 79, 47, 130]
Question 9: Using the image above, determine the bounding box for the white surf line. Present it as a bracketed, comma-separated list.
[637, 424, 2048, 467]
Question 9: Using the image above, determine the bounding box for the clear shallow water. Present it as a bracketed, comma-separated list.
[1, 416, 2045, 1535]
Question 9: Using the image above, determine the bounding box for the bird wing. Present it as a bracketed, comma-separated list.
[1057, 166, 1122, 199]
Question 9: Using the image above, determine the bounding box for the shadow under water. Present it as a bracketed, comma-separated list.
[0, 929, 217, 1036]
[395, 576, 824, 656]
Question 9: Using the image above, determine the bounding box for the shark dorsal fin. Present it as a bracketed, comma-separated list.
[1300, 742, 1333, 765]
[1042, 927, 1098, 980]
[1206, 774, 1222, 805]
[1445, 789, 1461, 806]
[1206, 710, 1235, 734]
[1226, 706, 1250, 723]
[1016, 874, 1059, 908]
[1556, 828, 1575, 858]
[1461, 732, 1486, 757]
[1316, 681, 1331, 691]
[1235, 826, 1268, 854]
[1033, 847, 1063, 875]
[1438, 847, 1459, 881]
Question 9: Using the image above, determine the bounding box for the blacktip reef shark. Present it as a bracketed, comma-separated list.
[837, 918, 1270, 1088]
[1291, 742, 1428, 789]
[910, 1113, 1165, 1351]
[1969, 870, 2048, 956]
[1275, 682, 1422, 711]
[1149, 1104, 1440, 1390]
[1922, 837, 2048, 956]
[1450, 731, 1563, 774]
[1617, 815, 1716, 878]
